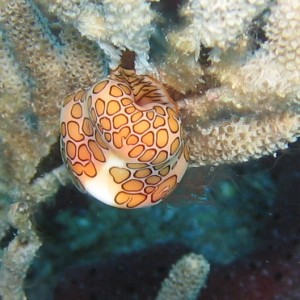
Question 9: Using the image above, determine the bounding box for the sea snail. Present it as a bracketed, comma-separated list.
[60, 66, 189, 209]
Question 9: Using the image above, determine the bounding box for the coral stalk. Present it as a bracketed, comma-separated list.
[156, 253, 210, 300]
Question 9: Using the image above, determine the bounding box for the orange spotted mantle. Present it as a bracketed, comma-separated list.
[60, 66, 189, 209]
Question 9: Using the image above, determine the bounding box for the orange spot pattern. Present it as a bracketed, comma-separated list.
[60, 66, 189, 209]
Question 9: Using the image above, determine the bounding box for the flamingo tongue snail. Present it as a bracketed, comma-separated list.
[60, 62, 189, 209]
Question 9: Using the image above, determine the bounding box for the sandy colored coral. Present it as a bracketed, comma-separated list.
[60, 27, 106, 88]
[0, 0, 104, 298]
[168, 0, 270, 59]
[156, 253, 210, 300]
[179, 84, 300, 166]
[157, 47, 205, 94]
[0, 166, 69, 300]
[46, 0, 154, 71]
[186, 110, 300, 166]
[177, 0, 300, 165]
[0, 0, 104, 187]
[211, 0, 300, 111]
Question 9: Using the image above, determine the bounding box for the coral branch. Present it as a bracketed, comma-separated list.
[0, 166, 69, 300]
[156, 253, 210, 300]
[0, 0, 104, 187]
[46, 0, 154, 71]
[0, 207, 41, 300]
[211, 0, 300, 110]
[167, 0, 270, 59]
[185, 110, 300, 166]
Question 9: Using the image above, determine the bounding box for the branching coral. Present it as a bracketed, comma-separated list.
[213, 0, 300, 108]
[0, 0, 104, 187]
[0, 0, 104, 298]
[175, 0, 300, 166]
[181, 98, 299, 166]
[0, 166, 69, 300]
[156, 253, 210, 300]
[43, 0, 155, 71]
[167, 0, 271, 58]
[0, 0, 299, 298]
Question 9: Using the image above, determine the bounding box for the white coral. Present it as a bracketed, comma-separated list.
[47, 0, 154, 71]
[169, 0, 270, 60]
[214, 0, 300, 109]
